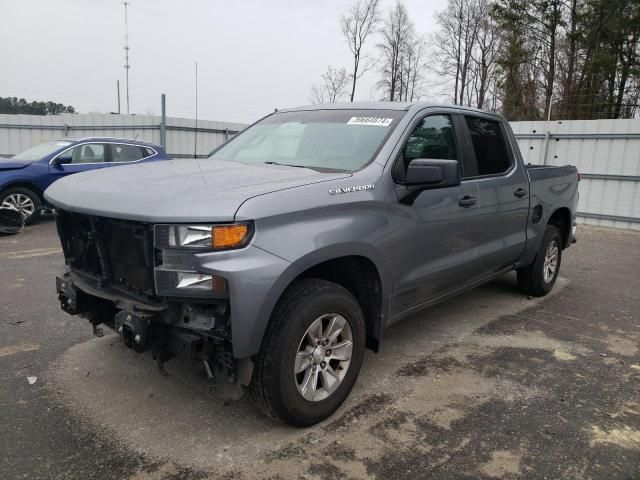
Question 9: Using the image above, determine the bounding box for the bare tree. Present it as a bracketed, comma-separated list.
[470, 0, 499, 108]
[342, 0, 380, 102]
[377, 1, 413, 101]
[398, 32, 426, 101]
[428, 0, 640, 120]
[526, 0, 565, 118]
[309, 67, 350, 104]
[433, 0, 482, 105]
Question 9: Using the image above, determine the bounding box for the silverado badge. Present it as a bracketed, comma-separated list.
[329, 184, 375, 195]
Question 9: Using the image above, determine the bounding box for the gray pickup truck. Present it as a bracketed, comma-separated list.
[46, 102, 578, 426]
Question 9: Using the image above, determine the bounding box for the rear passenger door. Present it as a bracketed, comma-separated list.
[460, 115, 529, 278]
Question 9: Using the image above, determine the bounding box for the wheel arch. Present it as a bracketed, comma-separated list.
[293, 255, 385, 352]
[547, 207, 572, 249]
[257, 246, 390, 358]
[0, 180, 45, 203]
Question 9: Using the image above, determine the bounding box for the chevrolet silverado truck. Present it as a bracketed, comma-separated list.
[46, 103, 579, 426]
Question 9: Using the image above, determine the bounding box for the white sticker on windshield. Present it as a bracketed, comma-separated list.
[347, 116, 393, 127]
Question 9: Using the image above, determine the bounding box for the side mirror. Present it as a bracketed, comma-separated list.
[53, 154, 72, 165]
[0, 207, 24, 234]
[405, 158, 460, 189]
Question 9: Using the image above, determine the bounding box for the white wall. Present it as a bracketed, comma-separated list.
[1, 113, 638, 230]
[0, 113, 246, 158]
[512, 119, 640, 230]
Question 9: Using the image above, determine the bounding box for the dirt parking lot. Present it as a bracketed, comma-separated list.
[1, 220, 639, 480]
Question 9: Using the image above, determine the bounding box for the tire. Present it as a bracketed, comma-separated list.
[517, 225, 562, 297]
[0, 187, 41, 225]
[250, 278, 366, 427]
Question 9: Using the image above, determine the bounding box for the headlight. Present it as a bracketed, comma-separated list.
[155, 222, 253, 250]
[153, 222, 251, 297]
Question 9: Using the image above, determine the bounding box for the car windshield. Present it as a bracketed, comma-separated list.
[12, 141, 73, 161]
[209, 109, 405, 172]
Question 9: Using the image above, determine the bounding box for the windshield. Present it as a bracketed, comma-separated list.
[209, 109, 405, 172]
[12, 141, 73, 161]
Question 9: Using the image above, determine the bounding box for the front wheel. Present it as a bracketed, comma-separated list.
[250, 278, 366, 427]
[517, 225, 562, 297]
[0, 187, 41, 225]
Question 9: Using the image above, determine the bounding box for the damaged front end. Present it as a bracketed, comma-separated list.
[54, 210, 252, 397]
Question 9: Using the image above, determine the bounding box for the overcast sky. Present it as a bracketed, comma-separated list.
[0, 0, 447, 123]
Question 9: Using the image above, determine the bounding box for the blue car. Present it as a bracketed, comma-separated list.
[0, 137, 170, 224]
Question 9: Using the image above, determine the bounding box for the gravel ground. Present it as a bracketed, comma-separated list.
[0, 220, 638, 479]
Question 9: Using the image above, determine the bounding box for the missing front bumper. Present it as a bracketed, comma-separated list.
[55, 273, 252, 391]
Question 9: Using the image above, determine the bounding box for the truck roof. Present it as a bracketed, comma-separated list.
[280, 101, 503, 118]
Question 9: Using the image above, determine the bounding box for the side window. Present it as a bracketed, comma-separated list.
[68, 144, 106, 164]
[403, 115, 458, 163]
[464, 116, 511, 176]
[110, 144, 145, 162]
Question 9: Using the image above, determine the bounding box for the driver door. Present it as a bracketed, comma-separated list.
[388, 113, 482, 317]
[49, 143, 109, 180]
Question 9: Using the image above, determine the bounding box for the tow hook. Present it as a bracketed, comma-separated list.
[56, 276, 86, 316]
[114, 310, 155, 353]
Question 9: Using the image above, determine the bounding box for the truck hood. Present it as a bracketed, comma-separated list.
[44, 158, 350, 222]
[0, 157, 32, 171]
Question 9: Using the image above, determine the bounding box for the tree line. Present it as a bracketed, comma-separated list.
[310, 0, 640, 120]
[0, 97, 76, 115]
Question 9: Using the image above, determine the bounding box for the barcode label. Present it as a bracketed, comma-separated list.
[347, 117, 394, 127]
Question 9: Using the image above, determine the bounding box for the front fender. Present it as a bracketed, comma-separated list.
[0, 174, 43, 196]
[196, 241, 392, 359]
[0, 163, 50, 197]
[288, 241, 392, 298]
[195, 245, 302, 359]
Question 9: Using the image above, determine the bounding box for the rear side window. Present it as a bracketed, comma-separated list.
[110, 144, 145, 162]
[464, 117, 511, 176]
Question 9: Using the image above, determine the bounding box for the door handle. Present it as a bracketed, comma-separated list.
[458, 196, 476, 207]
[514, 188, 528, 198]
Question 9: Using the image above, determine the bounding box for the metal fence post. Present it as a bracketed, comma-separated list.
[160, 94, 167, 149]
[542, 95, 553, 165]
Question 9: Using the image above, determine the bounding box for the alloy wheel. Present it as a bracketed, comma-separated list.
[1, 194, 35, 220]
[543, 240, 559, 283]
[294, 313, 353, 402]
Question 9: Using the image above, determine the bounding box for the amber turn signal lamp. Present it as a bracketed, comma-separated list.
[212, 224, 249, 249]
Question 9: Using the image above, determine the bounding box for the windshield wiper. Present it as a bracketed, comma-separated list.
[263, 161, 348, 173]
[263, 161, 307, 168]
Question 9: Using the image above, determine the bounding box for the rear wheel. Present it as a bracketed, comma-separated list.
[0, 187, 41, 225]
[517, 225, 562, 297]
[250, 278, 366, 427]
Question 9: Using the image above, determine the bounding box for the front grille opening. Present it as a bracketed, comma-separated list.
[57, 212, 103, 276]
[57, 210, 156, 297]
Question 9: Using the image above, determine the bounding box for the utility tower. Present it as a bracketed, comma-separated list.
[123, 1, 131, 115]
